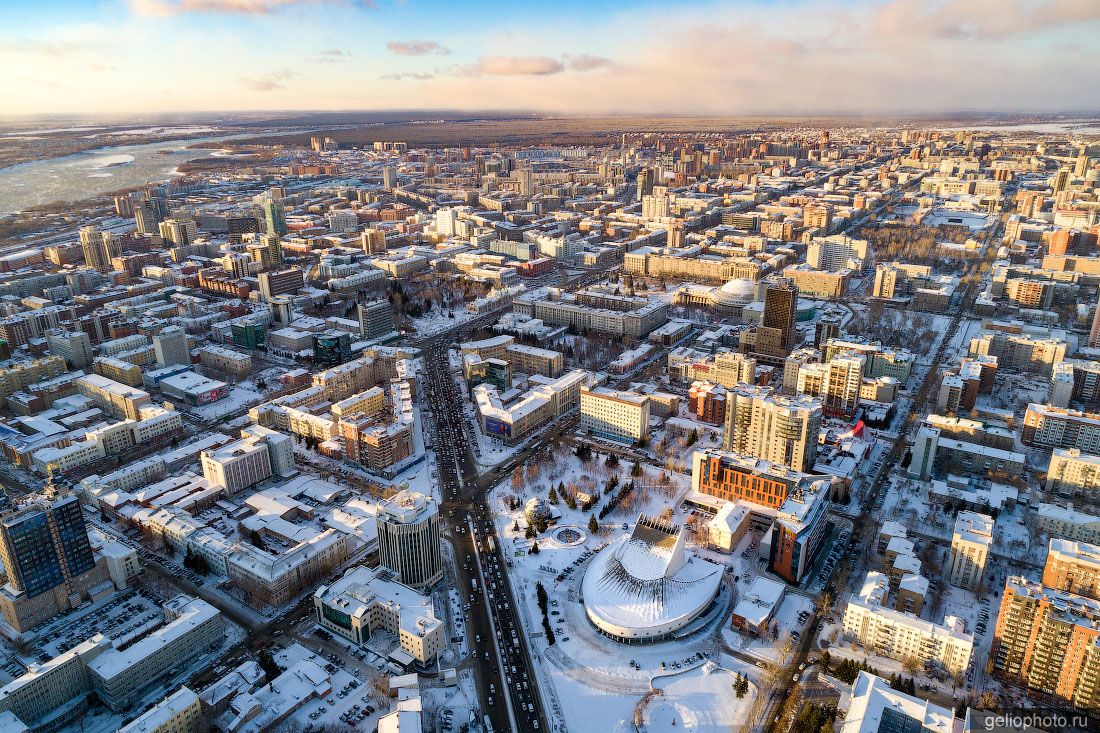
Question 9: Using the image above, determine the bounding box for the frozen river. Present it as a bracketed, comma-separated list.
[0, 130, 273, 214]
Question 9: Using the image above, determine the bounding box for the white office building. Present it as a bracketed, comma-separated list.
[376, 490, 442, 591]
[580, 386, 650, 444]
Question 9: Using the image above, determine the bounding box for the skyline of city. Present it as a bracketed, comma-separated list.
[2, 0, 1099, 116]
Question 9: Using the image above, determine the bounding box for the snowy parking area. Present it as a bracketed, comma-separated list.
[445, 587, 471, 663]
[32, 587, 164, 659]
[270, 642, 389, 733]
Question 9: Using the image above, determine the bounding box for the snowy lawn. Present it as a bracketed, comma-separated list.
[642, 662, 757, 733]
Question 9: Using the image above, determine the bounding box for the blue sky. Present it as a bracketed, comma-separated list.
[1, 0, 1098, 116]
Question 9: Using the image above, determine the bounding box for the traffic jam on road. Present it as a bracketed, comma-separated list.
[469, 511, 542, 729]
[421, 336, 547, 732]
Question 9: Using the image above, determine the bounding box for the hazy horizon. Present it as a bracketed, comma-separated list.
[2, 108, 1100, 125]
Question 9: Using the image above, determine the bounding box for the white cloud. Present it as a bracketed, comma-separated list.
[451, 56, 565, 77]
[565, 54, 613, 72]
[314, 48, 351, 63]
[130, 0, 374, 16]
[379, 71, 436, 81]
[386, 40, 449, 56]
[240, 67, 296, 91]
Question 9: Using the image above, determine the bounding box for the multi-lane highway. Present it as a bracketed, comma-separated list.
[420, 335, 550, 732]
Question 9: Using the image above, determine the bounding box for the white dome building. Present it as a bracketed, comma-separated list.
[713, 278, 757, 308]
[582, 514, 723, 643]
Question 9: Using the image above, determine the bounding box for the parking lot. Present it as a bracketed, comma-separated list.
[33, 587, 165, 659]
[253, 641, 387, 733]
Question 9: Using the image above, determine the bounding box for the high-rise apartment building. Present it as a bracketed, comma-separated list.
[327, 210, 359, 234]
[340, 415, 413, 473]
[814, 315, 842, 350]
[153, 326, 190, 368]
[0, 491, 111, 632]
[158, 218, 197, 247]
[133, 190, 168, 235]
[1074, 155, 1090, 178]
[803, 203, 833, 233]
[722, 385, 822, 472]
[763, 278, 798, 350]
[376, 490, 442, 591]
[1053, 168, 1070, 194]
[822, 353, 865, 418]
[641, 187, 670, 220]
[79, 226, 121, 273]
[515, 167, 533, 196]
[382, 166, 398, 191]
[361, 228, 386, 254]
[992, 576, 1100, 711]
[257, 267, 304, 301]
[687, 381, 727, 424]
[261, 197, 287, 237]
[636, 167, 654, 201]
[357, 301, 395, 340]
[0, 494, 95, 599]
[947, 511, 993, 591]
[1042, 538, 1100, 600]
[807, 235, 867, 272]
[712, 351, 757, 387]
[221, 252, 252, 279]
[262, 233, 284, 266]
[1090, 287, 1100, 348]
[667, 219, 685, 248]
[742, 278, 802, 363]
[45, 329, 93, 370]
[200, 426, 294, 494]
[1022, 403, 1100, 452]
[227, 216, 261, 239]
[1046, 448, 1100, 498]
[114, 194, 134, 217]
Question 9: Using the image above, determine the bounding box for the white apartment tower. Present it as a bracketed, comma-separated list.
[947, 511, 993, 591]
[382, 166, 398, 191]
[823, 353, 866, 418]
[722, 385, 822, 472]
[45, 330, 93, 370]
[200, 426, 294, 494]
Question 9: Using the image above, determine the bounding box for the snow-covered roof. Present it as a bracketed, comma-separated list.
[88, 598, 220, 681]
[117, 687, 200, 733]
[582, 515, 722, 638]
[841, 671, 954, 733]
[316, 566, 441, 640]
[732, 576, 785, 628]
